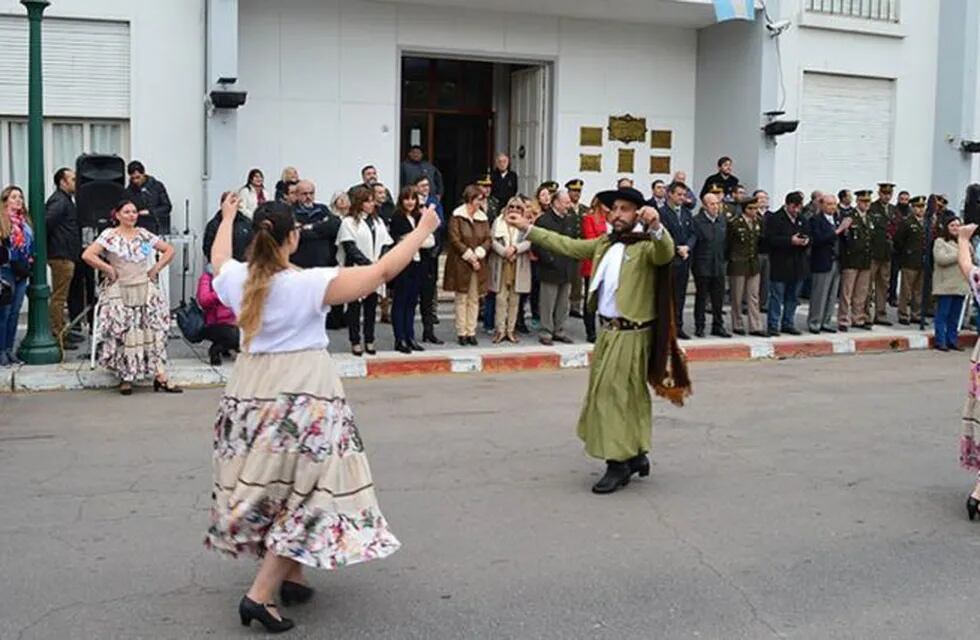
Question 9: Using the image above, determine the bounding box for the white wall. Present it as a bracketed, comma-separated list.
[0, 0, 206, 229]
[768, 0, 940, 200]
[694, 17, 765, 194]
[237, 0, 698, 202]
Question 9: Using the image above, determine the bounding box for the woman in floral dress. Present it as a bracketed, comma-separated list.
[955, 221, 980, 520]
[81, 199, 181, 395]
[206, 193, 439, 633]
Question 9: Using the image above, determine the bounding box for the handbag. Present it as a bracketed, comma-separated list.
[175, 299, 206, 344]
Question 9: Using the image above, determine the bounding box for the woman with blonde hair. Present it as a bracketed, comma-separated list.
[81, 198, 180, 394]
[205, 193, 438, 633]
[0, 186, 33, 365]
[488, 197, 532, 343]
[444, 184, 491, 345]
[274, 166, 299, 202]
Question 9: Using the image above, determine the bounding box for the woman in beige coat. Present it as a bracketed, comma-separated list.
[488, 197, 533, 343]
[932, 214, 970, 351]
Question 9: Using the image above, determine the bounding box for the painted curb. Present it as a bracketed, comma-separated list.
[3, 330, 975, 393]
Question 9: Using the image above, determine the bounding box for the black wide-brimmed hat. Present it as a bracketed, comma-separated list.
[596, 187, 646, 210]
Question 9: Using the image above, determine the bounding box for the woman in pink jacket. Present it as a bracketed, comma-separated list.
[197, 268, 240, 365]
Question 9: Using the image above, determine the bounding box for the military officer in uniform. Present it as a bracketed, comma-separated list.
[867, 183, 897, 325]
[894, 195, 928, 324]
[478, 175, 500, 222]
[566, 179, 588, 318]
[838, 190, 874, 331]
[726, 196, 765, 336]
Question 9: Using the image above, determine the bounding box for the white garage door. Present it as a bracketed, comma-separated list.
[799, 72, 894, 195]
[0, 16, 130, 118]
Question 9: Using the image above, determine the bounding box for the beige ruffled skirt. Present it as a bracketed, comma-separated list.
[205, 349, 400, 569]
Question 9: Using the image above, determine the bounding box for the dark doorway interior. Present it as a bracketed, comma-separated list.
[401, 57, 493, 206]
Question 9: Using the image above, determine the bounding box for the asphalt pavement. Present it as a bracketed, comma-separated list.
[1, 352, 978, 639]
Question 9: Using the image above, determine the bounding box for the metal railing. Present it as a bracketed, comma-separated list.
[805, 0, 900, 22]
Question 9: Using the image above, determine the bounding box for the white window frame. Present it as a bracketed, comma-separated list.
[0, 117, 130, 196]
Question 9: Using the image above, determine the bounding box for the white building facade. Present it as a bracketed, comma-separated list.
[0, 0, 978, 253]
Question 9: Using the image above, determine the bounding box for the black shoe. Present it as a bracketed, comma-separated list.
[153, 378, 183, 394]
[875, 319, 893, 326]
[422, 333, 444, 345]
[569, 309, 583, 319]
[838, 325, 849, 333]
[711, 328, 732, 338]
[968, 496, 980, 521]
[749, 330, 768, 337]
[857, 324, 874, 331]
[209, 351, 223, 366]
[808, 329, 821, 335]
[627, 453, 651, 478]
[365, 343, 377, 355]
[821, 326, 838, 334]
[280, 580, 315, 606]
[395, 341, 412, 354]
[592, 461, 632, 494]
[409, 340, 425, 352]
[239, 596, 294, 633]
[782, 327, 802, 336]
[677, 330, 691, 340]
[586, 335, 596, 344]
[733, 329, 747, 336]
[694, 329, 706, 338]
[767, 329, 781, 337]
[467, 336, 478, 346]
[457, 336, 467, 346]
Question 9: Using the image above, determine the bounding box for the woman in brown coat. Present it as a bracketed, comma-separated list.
[444, 184, 491, 345]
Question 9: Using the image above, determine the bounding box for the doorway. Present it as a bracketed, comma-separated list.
[400, 55, 551, 206]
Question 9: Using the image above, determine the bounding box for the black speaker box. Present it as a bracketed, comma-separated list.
[75, 154, 125, 229]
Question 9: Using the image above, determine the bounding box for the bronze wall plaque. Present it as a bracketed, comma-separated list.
[617, 149, 635, 173]
[580, 154, 602, 172]
[650, 130, 672, 149]
[650, 156, 671, 174]
[608, 114, 647, 144]
[579, 126, 602, 147]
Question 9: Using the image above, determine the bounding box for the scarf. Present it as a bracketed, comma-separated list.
[8, 210, 33, 260]
[607, 231, 692, 407]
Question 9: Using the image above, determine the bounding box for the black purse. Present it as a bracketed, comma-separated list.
[176, 300, 206, 343]
[0, 277, 12, 306]
[10, 260, 30, 281]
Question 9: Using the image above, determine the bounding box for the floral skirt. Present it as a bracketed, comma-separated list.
[96, 281, 170, 382]
[962, 339, 980, 473]
[204, 349, 400, 569]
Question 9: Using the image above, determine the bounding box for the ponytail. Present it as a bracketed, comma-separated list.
[238, 202, 295, 349]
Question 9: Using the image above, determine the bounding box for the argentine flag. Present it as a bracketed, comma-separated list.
[713, 0, 755, 22]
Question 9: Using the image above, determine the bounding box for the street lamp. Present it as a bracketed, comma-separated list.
[17, 0, 60, 365]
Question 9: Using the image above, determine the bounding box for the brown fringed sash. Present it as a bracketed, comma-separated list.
[611, 232, 693, 406]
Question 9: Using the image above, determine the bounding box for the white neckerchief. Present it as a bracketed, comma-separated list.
[590, 242, 625, 318]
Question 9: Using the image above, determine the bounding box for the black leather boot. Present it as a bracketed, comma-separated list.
[592, 461, 632, 494]
[627, 453, 650, 478]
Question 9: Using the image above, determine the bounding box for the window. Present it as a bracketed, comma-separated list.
[805, 0, 900, 22]
[0, 118, 128, 196]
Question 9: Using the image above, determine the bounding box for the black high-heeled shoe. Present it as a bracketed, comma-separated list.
[153, 378, 183, 394]
[967, 496, 979, 521]
[239, 596, 294, 633]
[280, 580, 315, 606]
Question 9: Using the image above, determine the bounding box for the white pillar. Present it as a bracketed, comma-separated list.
[931, 0, 980, 204]
[204, 0, 240, 217]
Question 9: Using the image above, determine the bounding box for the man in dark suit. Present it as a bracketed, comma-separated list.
[764, 191, 810, 336]
[534, 190, 579, 345]
[658, 181, 697, 339]
[699, 156, 739, 198]
[691, 192, 729, 338]
[806, 194, 851, 333]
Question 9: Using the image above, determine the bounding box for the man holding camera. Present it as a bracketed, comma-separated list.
[764, 191, 810, 336]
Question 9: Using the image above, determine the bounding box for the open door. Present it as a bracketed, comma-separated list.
[509, 65, 549, 196]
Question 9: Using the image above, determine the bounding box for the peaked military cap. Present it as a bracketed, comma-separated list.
[877, 182, 896, 190]
[476, 175, 492, 187]
[910, 195, 927, 207]
[935, 194, 949, 206]
[565, 178, 584, 191]
[541, 180, 559, 193]
[855, 190, 873, 201]
[708, 183, 725, 194]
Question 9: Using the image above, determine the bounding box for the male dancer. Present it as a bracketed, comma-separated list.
[507, 187, 690, 494]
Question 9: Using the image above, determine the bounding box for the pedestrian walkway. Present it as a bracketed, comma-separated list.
[4, 321, 971, 393]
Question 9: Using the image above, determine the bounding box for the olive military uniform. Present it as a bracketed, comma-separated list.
[868, 198, 897, 323]
[726, 214, 763, 334]
[893, 200, 927, 323]
[838, 208, 873, 329]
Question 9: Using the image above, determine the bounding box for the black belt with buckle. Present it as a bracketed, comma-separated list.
[599, 316, 654, 331]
